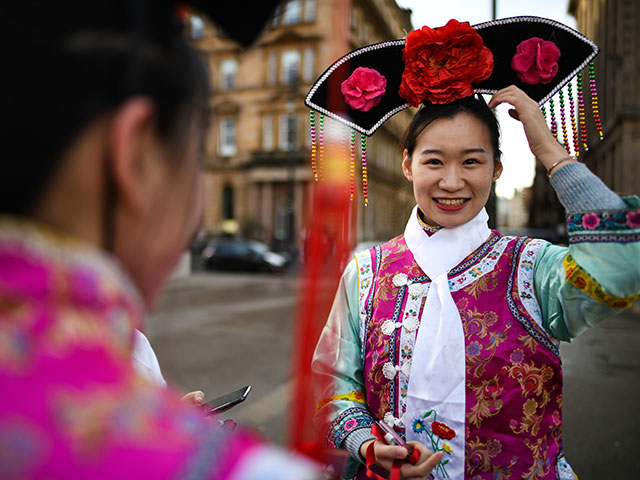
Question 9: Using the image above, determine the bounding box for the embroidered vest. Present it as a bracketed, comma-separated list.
[355, 233, 574, 480]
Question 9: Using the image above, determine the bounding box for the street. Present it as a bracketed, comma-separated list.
[147, 271, 640, 479]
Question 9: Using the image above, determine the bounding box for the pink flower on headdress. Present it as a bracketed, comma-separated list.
[341, 67, 387, 112]
[582, 213, 600, 230]
[398, 19, 494, 106]
[511, 37, 561, 85]
[627, 211, 640, 228]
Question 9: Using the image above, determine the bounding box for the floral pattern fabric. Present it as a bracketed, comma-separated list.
[0, 220, 305, 479]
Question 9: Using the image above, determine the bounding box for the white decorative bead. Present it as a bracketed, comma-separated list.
[408, 283, 424, 298]
[381, 320, 403, 336]
[392, 273, 408, 287]
[403, 316, 419, 332]
[382, 362, 400, 379]
[383, 412, 395, 427]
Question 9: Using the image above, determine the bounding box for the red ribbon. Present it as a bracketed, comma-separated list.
[365, 424, 420, 480]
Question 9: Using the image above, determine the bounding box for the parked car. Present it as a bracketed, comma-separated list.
[202, 239, 288, 273]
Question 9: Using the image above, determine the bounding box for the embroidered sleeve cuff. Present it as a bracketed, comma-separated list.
[549, 162, 627, 213]
[566, 200, 640, 245]
[324, 406, 375, 449]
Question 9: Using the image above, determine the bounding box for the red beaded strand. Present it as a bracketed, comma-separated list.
[577, 73, 588, 151]
[588, 61, 604, 140]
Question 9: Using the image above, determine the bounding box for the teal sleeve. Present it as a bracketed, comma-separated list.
[311, 259, 375, 478]
[534, 196, 640, 341]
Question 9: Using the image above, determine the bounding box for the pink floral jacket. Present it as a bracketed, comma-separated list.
[0, 219, 316, 479]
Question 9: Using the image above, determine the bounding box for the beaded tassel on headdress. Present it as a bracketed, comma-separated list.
[349, 130, 356, 200]
[567, 81, 579, 157]
[361, 134, 368, 206]
[577, 73, 588, 151]
[310, 110, 318, 181]
[588, 61, 604, 141]
[549, 98, 558, 140]
[558, 89, 570, 154]
[318, 113, 325, 179]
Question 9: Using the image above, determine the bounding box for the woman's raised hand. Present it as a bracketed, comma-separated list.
[360, 439, 444, 480]
[488, 86, 573, 171]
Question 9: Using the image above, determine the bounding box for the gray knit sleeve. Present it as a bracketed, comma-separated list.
[548, 161, 626, 213]
[343, 427, 376, 465]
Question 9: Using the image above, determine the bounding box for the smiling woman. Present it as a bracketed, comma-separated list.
[307, 16, 640, 480]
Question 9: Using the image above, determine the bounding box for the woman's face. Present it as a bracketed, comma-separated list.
[402, 112, 502, 228]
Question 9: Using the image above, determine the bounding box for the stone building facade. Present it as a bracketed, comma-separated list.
[527, 0, 639, 238]
[188, 0, 414, 251]
[568, 0, 639, 195]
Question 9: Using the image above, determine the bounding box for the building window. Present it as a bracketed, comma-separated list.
[282, 0, 302, 25]
[219, 118, 236, 157]
[222, 185, 234, 220]
[281, 50, 300, 84]
[267, 52, 278, 85]
[279, 114, 298, 151]
[304, 0, 316, 22]
[220, 58, 238, 90]
[189, 16, 205, 39]
[303, 48, 314, 82]
[262, 115, 274, 151]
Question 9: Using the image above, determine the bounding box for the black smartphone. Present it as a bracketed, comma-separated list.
[205, 385, 252, 414]
[375, 420, 414, 457]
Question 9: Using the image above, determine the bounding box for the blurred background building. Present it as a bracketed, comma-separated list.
[187, 0, 414, 253]
[527, 0, 640, 240]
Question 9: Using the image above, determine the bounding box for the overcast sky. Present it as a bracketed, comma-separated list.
[395, 0, 576, 198]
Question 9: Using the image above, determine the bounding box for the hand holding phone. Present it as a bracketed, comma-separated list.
[375, 420, 414, 458]
[204, 385, 251, 415]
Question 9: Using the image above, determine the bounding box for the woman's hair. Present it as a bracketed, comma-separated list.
[402, 95, 502, 163]
[0, 0, 209, 215]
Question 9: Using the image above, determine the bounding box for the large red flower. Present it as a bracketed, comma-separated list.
[431, 421, 456, 440]
[398, 19, 494, 106]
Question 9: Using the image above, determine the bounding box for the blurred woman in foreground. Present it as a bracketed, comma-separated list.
[0, 1, 316, 478]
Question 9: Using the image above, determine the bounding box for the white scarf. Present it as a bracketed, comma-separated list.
[404, 205, 490, 479]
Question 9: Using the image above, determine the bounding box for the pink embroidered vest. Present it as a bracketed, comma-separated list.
[355, 232, 572, 479]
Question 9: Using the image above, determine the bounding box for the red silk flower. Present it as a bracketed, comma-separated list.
[398, 19, 494, 106]
[511, 37, 561, 85]
[431, 421, 456, 440]
[341, 67, 387, 112]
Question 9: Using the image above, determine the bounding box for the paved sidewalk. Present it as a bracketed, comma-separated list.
[560, 308, 640, 479]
